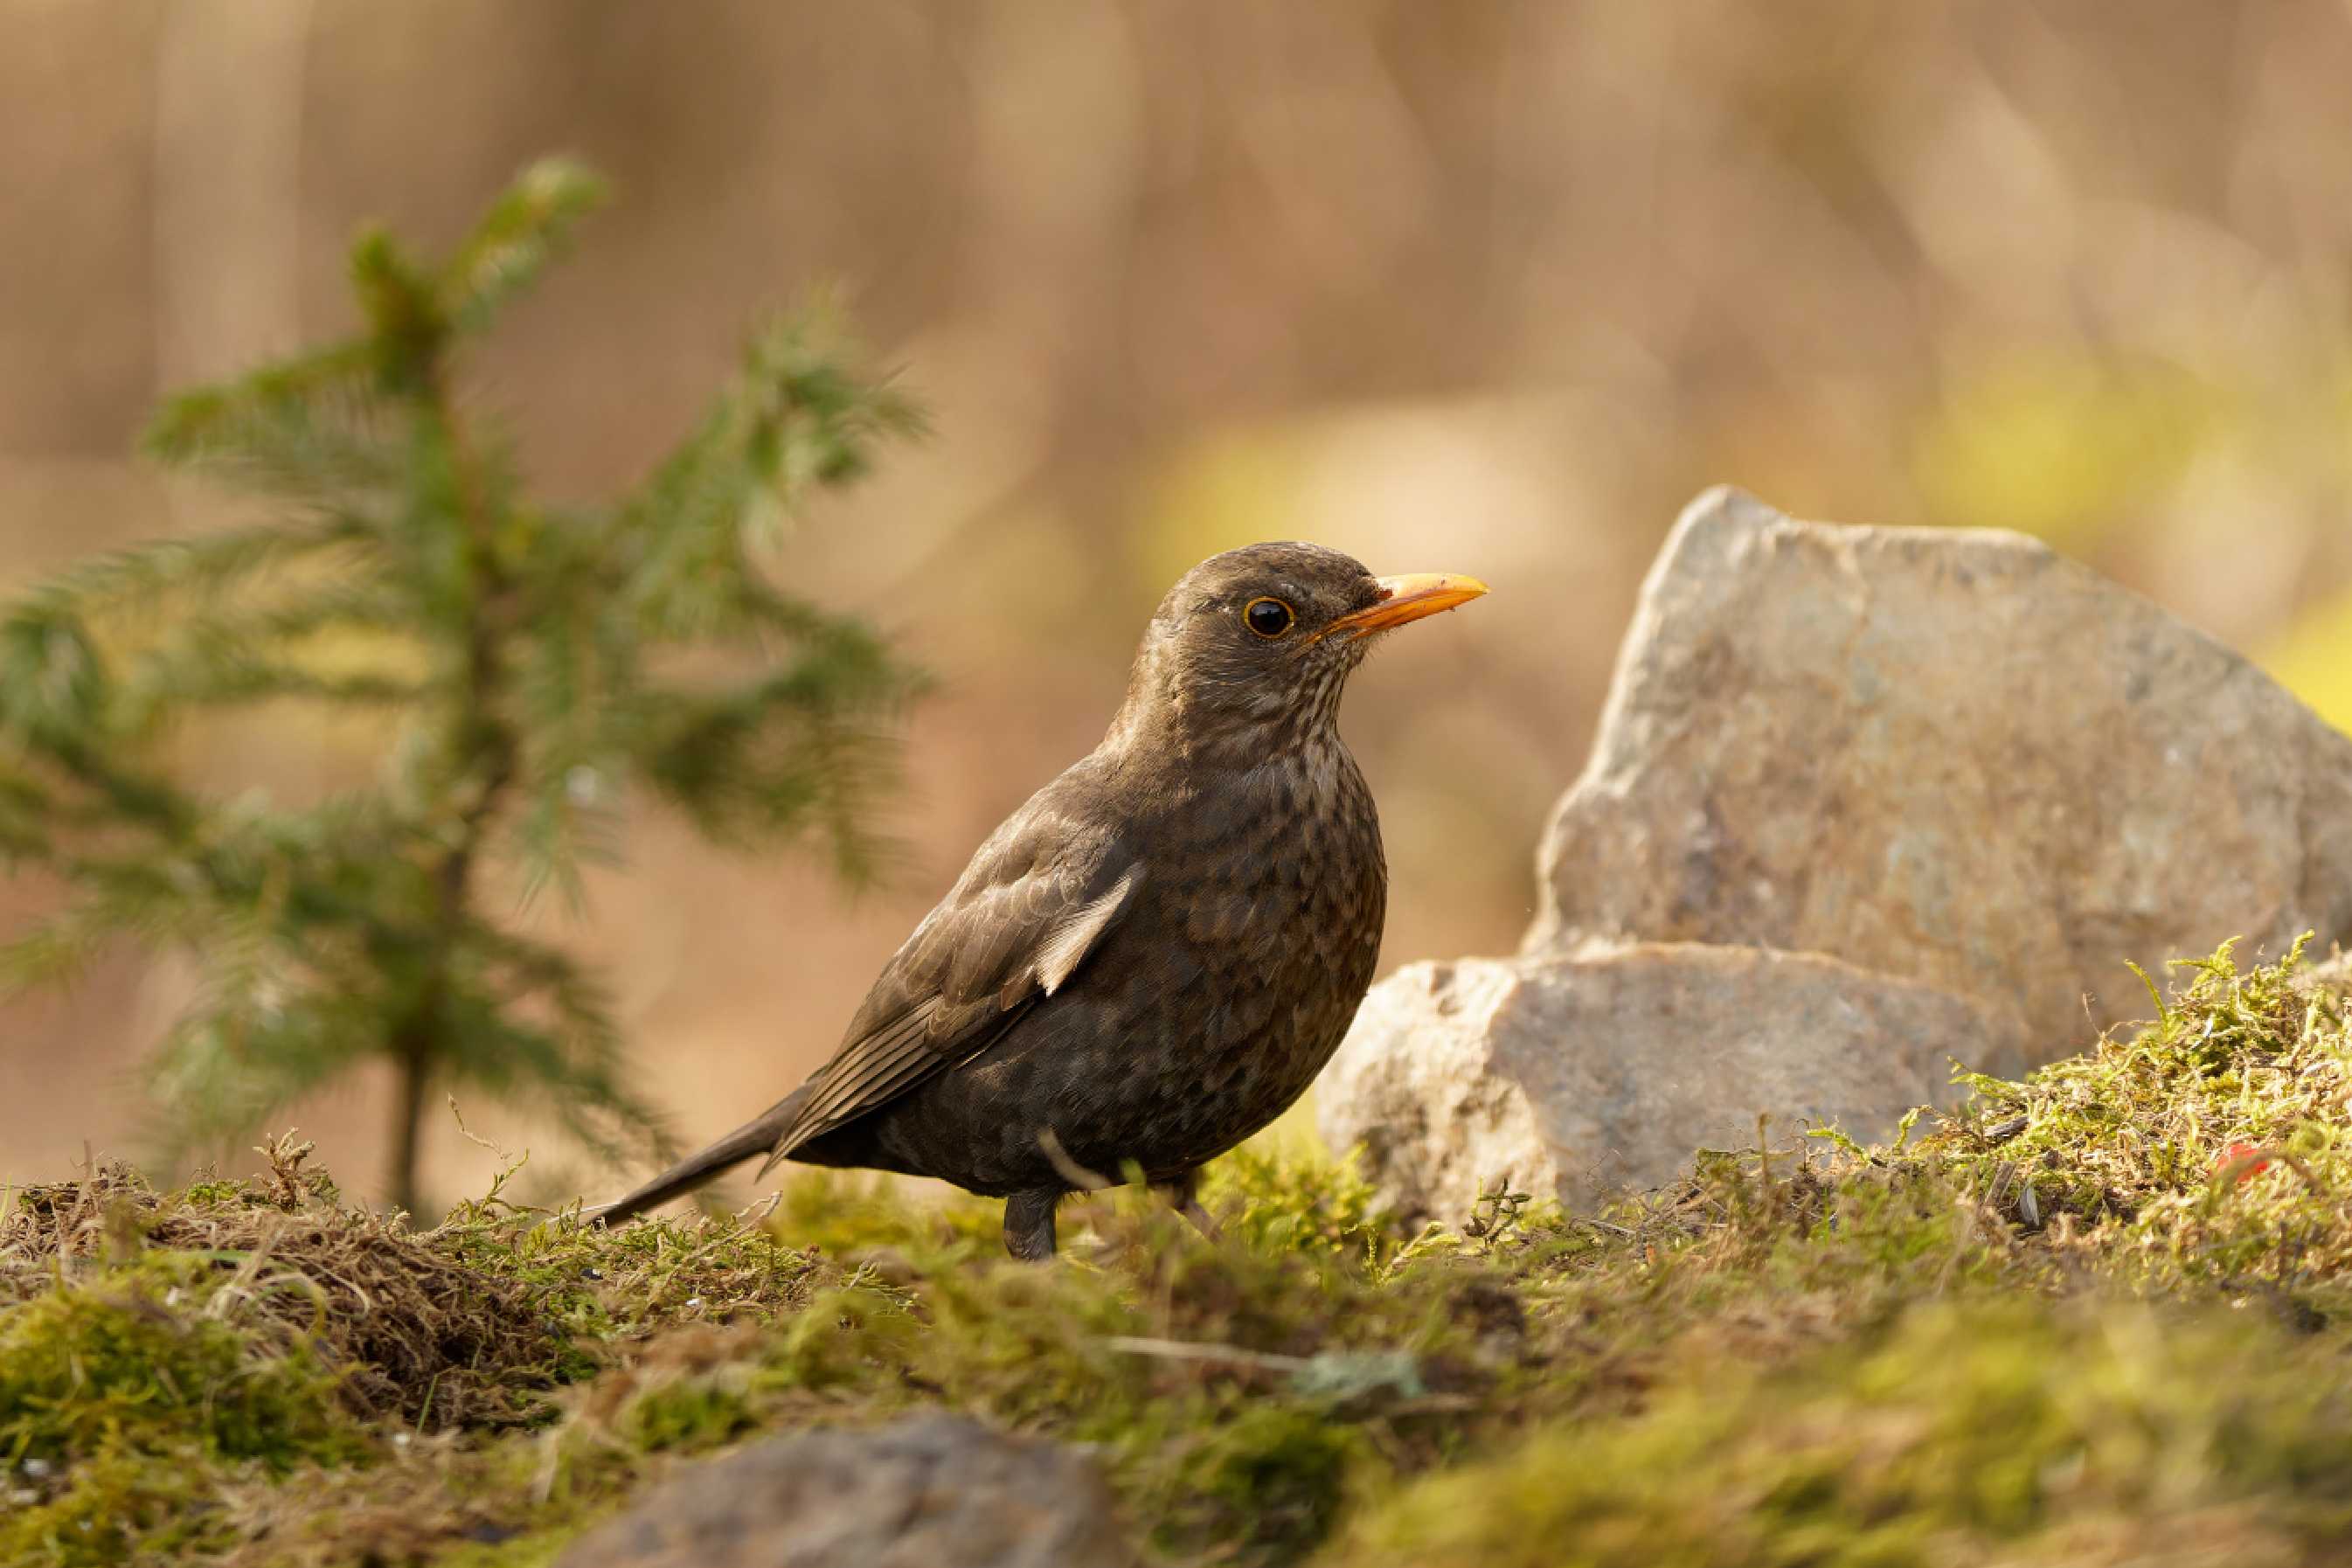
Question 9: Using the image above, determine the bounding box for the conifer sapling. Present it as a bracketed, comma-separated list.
[0, 159, 926, 1214]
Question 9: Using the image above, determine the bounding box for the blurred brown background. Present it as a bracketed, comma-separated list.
[4, 1, 2350, 1205]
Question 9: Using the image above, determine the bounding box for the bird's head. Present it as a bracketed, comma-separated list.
[1108, 542, 1487, 757]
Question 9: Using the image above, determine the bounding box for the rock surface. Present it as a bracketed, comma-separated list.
[554, 1414, 1133, 1568]
[1321, 487, 2352, 1219]
[1318, 943, 2026, 1219]
[1528, 487, 2352, 1050]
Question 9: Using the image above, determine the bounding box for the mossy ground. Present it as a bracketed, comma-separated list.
[4, 940, 2349, 1566]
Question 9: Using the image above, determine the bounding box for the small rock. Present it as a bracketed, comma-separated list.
[554, 1414, 1134, 1568]
[1528, 488, 2352, 1053]
[1319, 943, 2024, 1220]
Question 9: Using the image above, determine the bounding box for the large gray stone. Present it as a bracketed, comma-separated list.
[555, 1414, 1133, 1568]
[1528, 488, 2352, 1051]
[1319, 488, 2352, 1219]
[1318, 943, 2024, 1221]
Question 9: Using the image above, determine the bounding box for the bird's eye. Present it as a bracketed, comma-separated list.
[1243, 597, 1295, 639]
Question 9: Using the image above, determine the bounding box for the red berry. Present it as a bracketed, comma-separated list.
[2214, 1141, 2270, 1181]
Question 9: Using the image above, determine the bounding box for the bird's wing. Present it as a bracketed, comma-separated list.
[759, 803, 1143, 1169]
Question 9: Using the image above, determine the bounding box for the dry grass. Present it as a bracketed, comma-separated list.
[7, 1139, 565, 1430]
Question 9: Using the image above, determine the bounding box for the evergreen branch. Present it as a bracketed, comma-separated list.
[0, 905, 133, 993]
[243, 578, 418, 639]
[440, 157, 607, 334]
[117, 575, 433, 720]
[151, 663, 427, 716]
[3, 780, 416, 999]
[142, 341, 385, 470]
[616, 309, 926, 637]
[0, 608, 110, 748]
[348, 226, 450, 399]
[120, 639, 428, 726]
[142, 345, 406, 512]
[507, 586, 625, 906]
[0, 858, 234, 992]
[629, 633, 919, 880]
[10, 517, 382, 623]
[0, 763, 57, 860]
[36, 735, 203, 838]
[142, 983, 388, 1157]
[440, 928, 671, 1163]
[221, 791, 427, 926]
[734, 308, 929, 496]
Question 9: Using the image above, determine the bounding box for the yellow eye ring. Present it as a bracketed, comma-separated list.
[1243, 596, 1295, 638]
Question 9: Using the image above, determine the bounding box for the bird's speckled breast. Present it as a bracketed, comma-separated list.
[1146, 734, 1388, 1169]
[858, 736, 1388, 1194]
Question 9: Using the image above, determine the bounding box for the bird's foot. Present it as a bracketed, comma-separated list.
[1156, 1169, 1221, 1241]
[1003, 1188, 1060, 1260]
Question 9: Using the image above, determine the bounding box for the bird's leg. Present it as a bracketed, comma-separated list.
[1003, 1187, 1061, 1260]
[1156, 1169, 1221, 1241]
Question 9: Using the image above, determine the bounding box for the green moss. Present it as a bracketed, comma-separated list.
[6, 940, 2351, 1567]
[760, 1166, 1004, 1260]
[428, 1524, 589, 1568]
[1543, 935, 2352, 1326]
[0, 1254, 371, 1566]
[0, 1148, 850, 1565]
[539, 1187, 1538, 1565]
[3, 1443, 227, 1568]
[435, 1184, 836, 1349]
[608, 1356, 768, 1456]
[1326, 1295, 2352, 1567]
[1920, 937, 2352, 1304]
[175, 1179, 247, 1207]
[0, 1255, 358, 1467]
[1200, 1145, 1409, 1260]
[1305, 934, 2352, 1568]
[1169, 1403, 1375, 1559]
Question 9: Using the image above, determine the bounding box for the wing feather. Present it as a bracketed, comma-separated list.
[760, 797, 1143, 1164]
[1035, 864, 1146, 996]
[783, 1006, 940, 1133]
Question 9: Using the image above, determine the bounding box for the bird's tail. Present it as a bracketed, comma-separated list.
[585, 1086, 810, 1225]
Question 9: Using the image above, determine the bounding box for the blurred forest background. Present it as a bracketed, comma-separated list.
[3, 1, 2351, 1207]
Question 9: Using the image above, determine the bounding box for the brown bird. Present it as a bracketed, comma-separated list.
[591, 543, 1486, 1258]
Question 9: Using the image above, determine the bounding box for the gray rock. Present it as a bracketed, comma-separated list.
[554, 1414, 1133, 1568]
[1529, 487, 2352, 1052]
[1319, 488, 2352, 1218]
[1318, 943, 2023, 1221]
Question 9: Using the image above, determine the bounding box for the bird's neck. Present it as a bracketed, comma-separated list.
[1102, 681, 1349, 774]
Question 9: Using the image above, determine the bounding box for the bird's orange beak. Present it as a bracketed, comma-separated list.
[1321, 572, 1489, 640]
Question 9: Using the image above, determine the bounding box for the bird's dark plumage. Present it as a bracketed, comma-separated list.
[592, 542, 1486, 1256]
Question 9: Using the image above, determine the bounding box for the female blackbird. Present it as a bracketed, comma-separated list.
[593, 543, 1486, 1257]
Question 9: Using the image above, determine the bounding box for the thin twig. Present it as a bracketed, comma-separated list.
[1102, 1336, 1311, 1373]
[1037, 1127, 1112, 1191]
